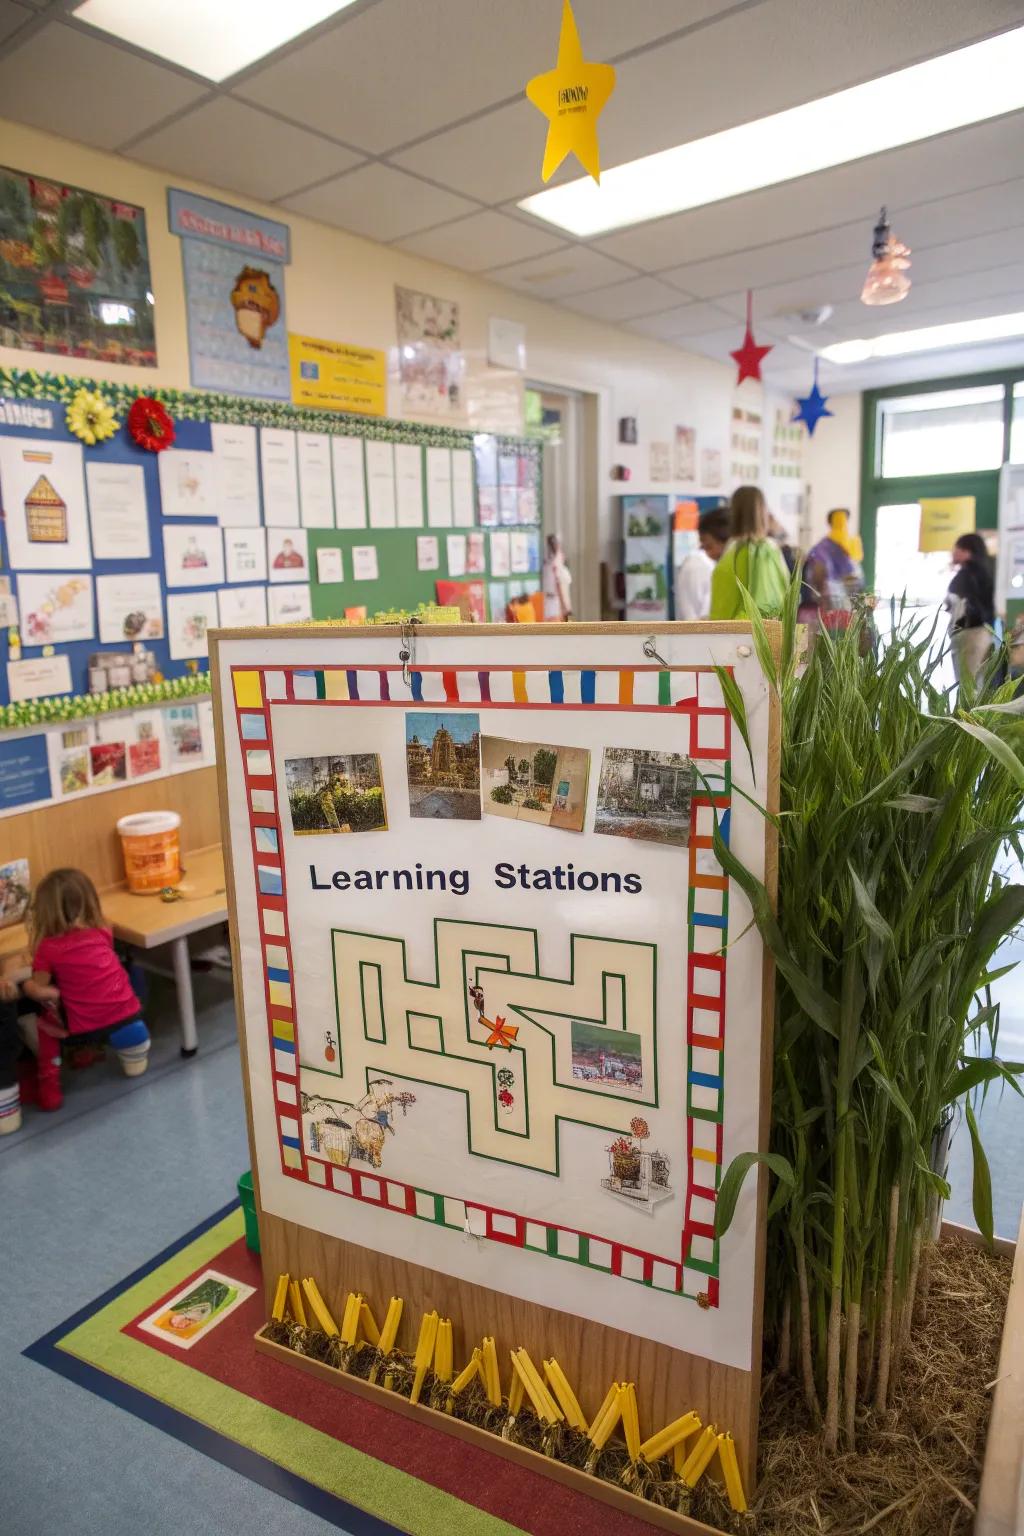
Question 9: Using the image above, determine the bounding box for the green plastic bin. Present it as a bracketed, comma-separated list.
[237, 1170, 260, 1254]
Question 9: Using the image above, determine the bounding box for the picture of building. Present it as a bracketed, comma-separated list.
[405, 712, 481, 820]
[25, 474, 67, 543]
[480, 735, 589, 833]
[285, 754, 387, 835]
[570, 1020, 643, 1094]
[594, 747, 695, 847]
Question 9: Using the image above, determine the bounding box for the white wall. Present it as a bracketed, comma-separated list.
[0, 118, 860, 609]
[801, 392, 863, 544]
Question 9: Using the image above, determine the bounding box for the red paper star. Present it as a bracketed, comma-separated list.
[481, 1014, 519, 1050]
[730, 291, 773, 385]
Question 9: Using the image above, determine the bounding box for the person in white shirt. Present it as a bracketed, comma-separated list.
[675, 505, 730, 620]
[542, 533, 573, 621]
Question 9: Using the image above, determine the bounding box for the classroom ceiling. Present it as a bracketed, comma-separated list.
[2, 0, 1024, 394]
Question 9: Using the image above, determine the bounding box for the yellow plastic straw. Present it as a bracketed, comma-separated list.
[588, 1386, 624, 1451]
[301, 1277, 338, 1335]
[450, 1348, 481, 1395]
[543, 1359, 587, 1432]
[640, 1410, 702, 1463]
[271, 1273, 289, 1323]
[359, 1301, 381, 1347]
[339, 1292, 361, 1347]
[717, 1432, 748, 1513]
[287, 1279, 307, 1328]
[620, 1383, 641, 1462]
[410, 1311, 439, 1404]
[481, 1336, 502, 1407]
[434, 1319, 454, 1383]
[507, 1369, 524, 1416]
[679, 1424, 718, 1488]
[587, 1382, 618, 1439]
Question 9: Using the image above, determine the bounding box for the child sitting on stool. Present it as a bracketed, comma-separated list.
[22, 868, 150, 1112]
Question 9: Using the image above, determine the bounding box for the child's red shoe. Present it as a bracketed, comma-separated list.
[67, 1042, 106, 1070]
[16, 1055, 39, 1106]
[37, 1078, 63, 1112]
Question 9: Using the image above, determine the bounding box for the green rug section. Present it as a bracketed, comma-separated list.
[58, 1211, 522, 1536]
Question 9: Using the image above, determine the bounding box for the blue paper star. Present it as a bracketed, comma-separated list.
[793, 362, 833, 436]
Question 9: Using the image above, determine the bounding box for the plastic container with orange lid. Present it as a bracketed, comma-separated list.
[116, 811, 182, 893]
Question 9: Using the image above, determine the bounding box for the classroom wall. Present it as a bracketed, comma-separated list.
[802, 392, 864, 540]
[0, 118, 858, 609]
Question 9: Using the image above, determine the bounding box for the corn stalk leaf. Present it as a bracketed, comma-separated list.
[948, 1056, 1024, 1100]
[965, 1098, 994, 1246]
[939, 716, 1024, 790]
[713, 662, 755, 782]
[714, 1150, 795, 1237]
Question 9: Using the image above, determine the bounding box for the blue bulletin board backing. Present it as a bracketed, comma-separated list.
[0, 368, 542, 722]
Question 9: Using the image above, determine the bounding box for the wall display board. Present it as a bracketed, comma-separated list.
[213, 622, 778, 1487]
[621, 496, 723, 621]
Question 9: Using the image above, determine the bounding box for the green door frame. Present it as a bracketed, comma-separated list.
[859, 367, 1022, 590]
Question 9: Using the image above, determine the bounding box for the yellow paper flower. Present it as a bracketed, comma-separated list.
[67, 388, 118, 445]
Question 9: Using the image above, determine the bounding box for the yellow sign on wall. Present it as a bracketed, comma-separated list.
[288, 334, 386, 416]
[918, 496, 976, 553]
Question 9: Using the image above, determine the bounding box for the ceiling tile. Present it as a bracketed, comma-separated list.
[561, 276, 694, 322]
[280, 163, 478, 243]
[625, 301, 739, 340]
[236, 0, 724, 155]
[0, 22, 207, 150]
[0, 1, 33, 46]
[130, 97, 362, 203]
[395, 211, 564, 271]
[389, 99, 580, 207]
[487, 246, 638, 300]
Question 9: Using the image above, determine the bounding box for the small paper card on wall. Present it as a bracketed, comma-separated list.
[96, 573, 164, 644]
[510, 530, 530, 574]
[218, 585, 268, 628]
[467, 531, 485, 574]
[490, 530, 511, 578]
[268, 583, 311, 624]
[451, 449, 475, 527]
[267, 528, 309, 583]
[919, 496, 975, 553]
[47, 723, 92, 800]
[352, 545, 379, 581]
[316, 546, 344, 584]
[17, 574, 94, 645]
[365, 440, 397, 529]
[498, 485, 518, 525]
[162, 524, 225, 588]
[126, 710, 165, 780]
[260, 428, 301, 527]
[165, 701, 205, 767]
[394, 443, 424, 528]
[426, 447, 453, 527]
[0, 438, 91, 570]
[0, 579, 17, 629]
[417, 535, 439, 571]
[224, 528, 268, 584]
[212, 422, 262, 527]
[478, 487, 498, 528]
[166, 590, 218, 660]
[297, 433, 335, 528]
[446, 534, 467, 577]
[158, 447, 216, 518]
[488, 580, 507, 618]
[330, 437, 367, 529]
[8, 654, 72, 703]
[86, 462, 150, 559]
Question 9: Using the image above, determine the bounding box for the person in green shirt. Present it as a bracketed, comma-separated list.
[710, 485, 791, 620]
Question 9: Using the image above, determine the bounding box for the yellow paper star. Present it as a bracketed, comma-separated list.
[525, 0, 616, 184]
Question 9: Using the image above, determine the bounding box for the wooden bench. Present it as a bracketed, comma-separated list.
[0, 766, 227, 1054]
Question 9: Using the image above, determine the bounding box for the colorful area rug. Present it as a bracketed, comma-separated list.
[25, 1203, 656, 1536]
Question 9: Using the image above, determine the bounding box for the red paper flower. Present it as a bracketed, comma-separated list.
[630, 1116, 649, 1141]
[128, 395, 175, 452]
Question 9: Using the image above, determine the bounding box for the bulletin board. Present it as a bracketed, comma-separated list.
[0, 367, 543, 723]
[212, 621, 779, 1487]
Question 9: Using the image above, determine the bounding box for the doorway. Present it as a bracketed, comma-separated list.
[525, 384, 599, 618]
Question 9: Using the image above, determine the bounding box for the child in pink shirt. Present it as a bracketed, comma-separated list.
[24, 868, 150, 1111]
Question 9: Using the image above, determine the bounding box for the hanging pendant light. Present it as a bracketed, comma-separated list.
[861, 207, 912, 306]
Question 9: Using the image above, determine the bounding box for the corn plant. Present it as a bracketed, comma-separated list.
[715, 586, 1024, 1451]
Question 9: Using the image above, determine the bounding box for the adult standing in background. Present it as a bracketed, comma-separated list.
[675, 505, 730, 619]
[542, 532, 573, 620]
[801, 507, 863, 627]
[710, 485, 791, 619]
[946, 532, 995, 683]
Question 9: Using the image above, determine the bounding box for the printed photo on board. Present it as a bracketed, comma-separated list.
[405, 713, 481, 820]
[480, 736, 589, 832]
[570, 1020, 644, 1095]
[285, 754, 387, 835]
[594, 747, 695, 848]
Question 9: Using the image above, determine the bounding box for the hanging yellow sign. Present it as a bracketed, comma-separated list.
[288, 334, 386, 416]
[918, 496, 975, 553]
[525, 0, 616, 184]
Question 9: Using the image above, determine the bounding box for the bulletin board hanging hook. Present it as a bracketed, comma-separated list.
[642, 635, 669, 668]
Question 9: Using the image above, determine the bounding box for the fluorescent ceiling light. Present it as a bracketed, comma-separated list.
[518, 26, 1024, 236]
[72, 0, 357, 82]
[821, 312, 1024, 365]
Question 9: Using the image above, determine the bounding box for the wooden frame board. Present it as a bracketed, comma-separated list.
[211, 622, 781, 1495]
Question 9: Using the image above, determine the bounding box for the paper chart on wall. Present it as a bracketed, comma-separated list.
[489, 530, 511, 578]
[330, 437, 366, 529]
[162, 524, 225, 588]
[467, 530, 485, 574]
[167, 590, 219, 660]
[451, 448, 475, 527]
[446, 534, 467, 577]
[85, 462, 150, 560]
[297, 433, 335, 528]
[316, 547, 344, 585]
[158, 448, 216, 519]
[47, 722, 92, 799]
[425, 447, 453, 527]
[510, 531, 530, 574]
[224, 528, 268, 585]
[165, 702, 206, 767]
[92, 709, 166, 781]
[394, 443, 424, 528]
[268, 583, 311, 623]
[260, 429, 301, 527]
[96, 573, 165, 644]
[218, 585, 268, 628]
[17, 573, 94, 645]
[417, 535, 439, 571]
[267, 528, 309, 584]
[352, 545, 379, 581]
[0, 438, 91, 570]
[212, 423, 262, 526]
[8, 654, 72, 702]
[365, 440, 397, 529]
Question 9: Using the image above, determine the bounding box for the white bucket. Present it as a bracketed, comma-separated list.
[116, 811, 182, 893]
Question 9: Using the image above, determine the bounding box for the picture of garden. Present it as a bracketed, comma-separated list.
[285, 754, 387, 836]
[480, 735, 589, 832]
[0, 165, 156, 365]
[594, 747, 695, 847]
[570, 1020, 643, 1093]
